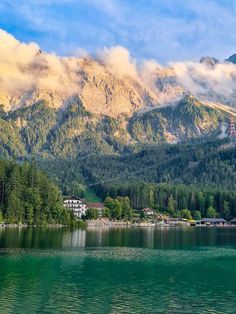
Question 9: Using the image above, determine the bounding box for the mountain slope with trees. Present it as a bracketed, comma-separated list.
[0, 95, 225, 160]
[0, 92, 235, 220]
[38, 138, 236, 219]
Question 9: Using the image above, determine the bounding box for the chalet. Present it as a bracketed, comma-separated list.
[201, 218, 226, 226]
[63, 195, 86, 218]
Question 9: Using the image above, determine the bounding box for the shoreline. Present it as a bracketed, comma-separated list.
[1, 220, 236, 229]
[86, 219, 236, 228]
[0, 223, 67, 228]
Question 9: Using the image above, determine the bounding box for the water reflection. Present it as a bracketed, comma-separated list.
[0, 227, 235, 313]
[62, 229, 86, 248]
[0, 226, 236, 250]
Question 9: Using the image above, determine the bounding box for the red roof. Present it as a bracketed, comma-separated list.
[86, 202, 104, 209]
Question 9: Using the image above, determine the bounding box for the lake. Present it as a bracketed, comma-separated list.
[0, 226, 236, 313]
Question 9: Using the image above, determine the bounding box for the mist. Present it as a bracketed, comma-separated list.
[0, 29, 236, 109]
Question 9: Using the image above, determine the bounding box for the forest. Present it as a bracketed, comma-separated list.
[0, 159, 82, 226]
[99, 184, 235, 220]
[1, 95, 236, 221]
[38, 139, 236, 219]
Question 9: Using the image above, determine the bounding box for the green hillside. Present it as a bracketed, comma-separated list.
[1, 93, 236, 218]
[0, 95, 224, 159]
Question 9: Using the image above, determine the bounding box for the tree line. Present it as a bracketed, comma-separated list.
[85, 196, 132, 221]
[96, 183, 235, 220]
[0, 159, 83, 226]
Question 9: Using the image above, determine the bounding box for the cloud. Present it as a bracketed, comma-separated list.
[0, 29, 236, 110]
[139, 60, 184, 104]
[16, 3, 66, 33]
[171, 61, 236, 101]
[97, 46, 138, 79]
[1, 0, 236, 62]
[0, 29, 82, 96]
[0, 30, 40, 94]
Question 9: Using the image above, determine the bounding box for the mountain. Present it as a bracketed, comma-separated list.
[0, 73, 234, 206]
[200, 56, 219, 67]
[225, 54, 236, 64]
[81, 138, 236, 190]
[0, 57, 157, 117]
[40, 136, 236, 206]
[0, 95, 225, 160]
[1, 46, 235, 159]
[1, 30, 236, 198]
[0, 29, 236, 117]
[129, 95, 221, 144]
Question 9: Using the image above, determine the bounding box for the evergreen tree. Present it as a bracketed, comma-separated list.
[206, 207, 217, 218]
[193, 210, 201, 220]
[167, 195, 175, 217]
[0, 159, 74, 226]
[222, 201, 230, 220]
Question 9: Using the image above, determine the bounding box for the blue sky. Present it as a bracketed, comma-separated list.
[0, 0, 235, 63]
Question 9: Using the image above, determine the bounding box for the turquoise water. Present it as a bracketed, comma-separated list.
[0, 227, 236, 313]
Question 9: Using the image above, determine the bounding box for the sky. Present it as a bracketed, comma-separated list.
[0, 0, 235, 63]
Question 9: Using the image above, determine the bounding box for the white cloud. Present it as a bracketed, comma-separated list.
[171, 61, 236, 99]
[0, 29, 236, 108]
[2, 0, 235, 62]
[97, 46, 138, 79]
[0, 30, 82, 96]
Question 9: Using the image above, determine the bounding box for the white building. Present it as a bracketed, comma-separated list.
[142, 208, 154, 216]
[63, 195, 87, 218]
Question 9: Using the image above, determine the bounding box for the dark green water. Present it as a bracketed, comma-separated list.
[0, 227, 236, 314]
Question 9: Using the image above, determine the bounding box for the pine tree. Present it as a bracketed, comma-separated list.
[222, 201, 230, 220]
[167, 195, 175, 217]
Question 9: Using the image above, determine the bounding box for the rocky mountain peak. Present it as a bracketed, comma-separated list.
[200, 57, 220, 67]
[225, 54, 236, 64]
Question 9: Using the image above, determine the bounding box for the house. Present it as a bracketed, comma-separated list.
[230, 218, 236, 225]
[142, 208, 154, 216]
[86, 203, 104, 216]
[63, 195, 86, 218]
[201, 218, 226, 225]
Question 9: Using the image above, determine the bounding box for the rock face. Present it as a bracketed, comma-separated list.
[0, 39, 236, 118]
[0, 31, 236, 134]
[0, 57, 157, 117]
[200, 57, 219, 67]
[76, 59, 150, 116]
